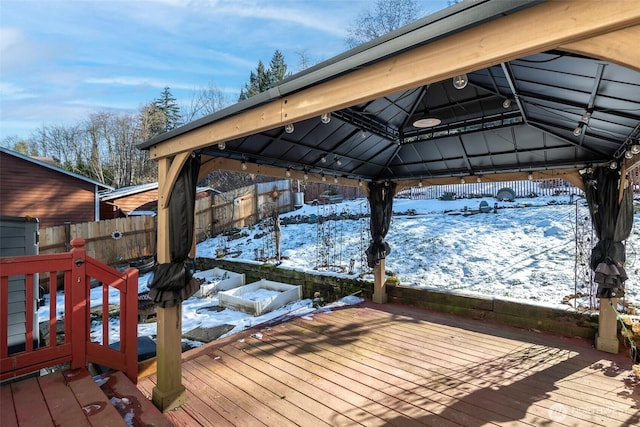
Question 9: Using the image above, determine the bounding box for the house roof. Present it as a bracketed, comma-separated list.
[100, 182, 159, 201]
[0, 146, 113, 190]
[100, 183, 221, 202]
[139, 0, 640, 188]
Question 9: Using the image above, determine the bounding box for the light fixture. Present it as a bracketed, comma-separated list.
[358, 179, 363, 187]
[625, 150, 634, 160]
[573, 122, 585, 137]
[241, 161, 247, 171]
[285, 168, 291, 177]
[413, 117, 442, 128]
[528, 172, 533, 181]
[321, 172, 326, 182]
[502, 98, 512, 109]
[460, 177, 465, 184]
[320, 155, 326, 163]
[285, 123, 294, 134]
[217, 141, 226, 150]
[333, 177, 338, 184]
[335, 156, 342, 166]
[303, 171, 309, 181]
[573, 109, 592, 137]
[609, 161, 618, 170]
[453, 74, 468, 90]
[320, 113, 331, 124]
[418, 180, 423, 187]
[360, 129, 366, 139]
[632, 143, 640, 155]
[476, 176, 481, 183]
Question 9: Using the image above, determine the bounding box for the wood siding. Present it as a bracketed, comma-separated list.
[101, 189, 160, 219]
[0, 153, 98, 229]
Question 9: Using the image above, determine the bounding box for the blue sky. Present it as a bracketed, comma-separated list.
[0, 0, 451, 142]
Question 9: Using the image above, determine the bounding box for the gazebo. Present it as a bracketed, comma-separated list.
[138, 0, 640, 411]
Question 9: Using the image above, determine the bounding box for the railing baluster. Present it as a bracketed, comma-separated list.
[1, 276, 8, 358]
[24, 274, 34, 352]
[48, 271, 57, 349]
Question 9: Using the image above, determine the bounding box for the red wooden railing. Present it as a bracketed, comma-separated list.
[1, 238, 139, 383]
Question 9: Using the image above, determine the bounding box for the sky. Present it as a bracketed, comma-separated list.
[41, 191, 640, 346]
[0, 0, 452, 142]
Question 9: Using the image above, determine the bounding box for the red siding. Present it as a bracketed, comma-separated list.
[1, 153, 98, 228]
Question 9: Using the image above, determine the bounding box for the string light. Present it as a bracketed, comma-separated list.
[217, 141, 226, 150]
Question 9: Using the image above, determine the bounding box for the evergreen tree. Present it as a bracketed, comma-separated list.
[238, 50, 289, 101]
[153, 87, 182, 132]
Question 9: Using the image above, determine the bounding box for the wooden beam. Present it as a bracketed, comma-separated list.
[395, 168, 585, 193]
[198, 155, 363, 188]
[158, 151, 191, 209]
[560, 25, 640, 72]
[149, 1, 640, 160]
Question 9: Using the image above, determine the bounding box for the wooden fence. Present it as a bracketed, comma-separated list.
[39, 216, 157, 265]
[40, 180, 293, 265]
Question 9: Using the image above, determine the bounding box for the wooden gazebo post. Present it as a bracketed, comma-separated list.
[151, 154, 189, 412]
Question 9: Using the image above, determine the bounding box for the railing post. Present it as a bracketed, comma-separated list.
[69, 238, 88, 370]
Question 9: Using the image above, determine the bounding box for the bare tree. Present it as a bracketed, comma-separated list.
[182, 83, 229, 123]
[345, 0, 421, 48]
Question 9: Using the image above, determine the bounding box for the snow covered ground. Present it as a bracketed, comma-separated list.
[39, 192, 640, 347]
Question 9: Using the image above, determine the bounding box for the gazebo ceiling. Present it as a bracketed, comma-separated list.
[140, 0, 640, 187]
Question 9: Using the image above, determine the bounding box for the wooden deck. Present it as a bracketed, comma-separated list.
[1, 367, 171, 427]
[138, 301, 640, 426]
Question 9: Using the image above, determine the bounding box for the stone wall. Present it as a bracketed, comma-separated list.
[195, 258, 599, 339]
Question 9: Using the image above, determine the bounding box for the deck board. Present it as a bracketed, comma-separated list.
[2, 367, 171, 426]
[147, 302, 640, 426]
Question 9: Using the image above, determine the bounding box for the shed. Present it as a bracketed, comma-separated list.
[0, 215, 40, 354]
[0, 147, 112, 228]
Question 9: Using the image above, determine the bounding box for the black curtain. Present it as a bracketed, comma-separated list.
[148, 153, 201, 307]
[366, 181, 396, 268]
[582, 166, 634, 298]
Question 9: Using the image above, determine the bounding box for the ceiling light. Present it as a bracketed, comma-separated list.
[460, 177, 465, 184]
[320, 113, 331, 124]
[360, 129, 367, 139]
[217, 141, 226, 150]
[321, 173, 326, 182]
[632, 144, 640, 155]
[625, 150, 634, 160]
[418, 180, 423, 187]
[285, 168, 291, 177]
[476, 176, 481, 183]
[413, 117, 442, 128]
[609, 161, 618, 170]
[502, 98, 511, 109]
[453, 74, 468, 90]
[358, 179, 363, 187]
[320, 155, 326, 163]
[335, 156, 342, 166]
[573, 123, 584, 137]
[241, 161, 247, 171]
[303, 171, 309, 181]
[284, 123, 294, 134]
[333, 177, 338, 184]
[528, 173, 533, 181]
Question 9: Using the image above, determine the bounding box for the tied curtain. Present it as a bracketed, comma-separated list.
[366, 181, 396, 268]
[582, 166, 634, 298]
[148, 153, 201, 307]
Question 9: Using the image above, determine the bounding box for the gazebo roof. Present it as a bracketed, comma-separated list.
[139, 0, 640, 188]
